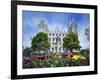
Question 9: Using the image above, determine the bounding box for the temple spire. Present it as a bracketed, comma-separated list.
[68, 18, 78, 36]
[38, 20, 48, 33]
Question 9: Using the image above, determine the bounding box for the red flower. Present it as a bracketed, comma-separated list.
[62, 54, 67, 58]
[70, 54, 73, 58]
[31, 56, 49, 60]
[66, 54, 68, 56]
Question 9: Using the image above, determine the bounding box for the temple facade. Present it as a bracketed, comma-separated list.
[38, 19, 78, 53]
[48, 31, 67, 53]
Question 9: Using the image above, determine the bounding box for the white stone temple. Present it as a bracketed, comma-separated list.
[38, 19, 78, 53]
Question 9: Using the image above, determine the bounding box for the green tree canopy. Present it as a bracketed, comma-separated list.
[31, 32, 50, 51]
[23, 47, 32, 56]
[63, 32, 81, 52]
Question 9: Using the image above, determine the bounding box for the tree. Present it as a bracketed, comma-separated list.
[31, 32, 50, 51]
[23, 47, 32, 56]
[63, 32, 81, 52]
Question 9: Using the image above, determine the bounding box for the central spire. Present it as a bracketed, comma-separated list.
[38, 20, 48, 33]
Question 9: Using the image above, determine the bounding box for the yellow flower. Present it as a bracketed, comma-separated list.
[66, 54, 86, 60]
[80, 56, 86, 60]
[72, 55, 80, 60]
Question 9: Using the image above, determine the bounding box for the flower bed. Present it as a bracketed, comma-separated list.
[23, 53, 89, 68]
[62, 53, 86, 60]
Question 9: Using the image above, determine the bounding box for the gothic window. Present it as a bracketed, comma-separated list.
[59, 48, 61, 51]
[49, 34, 51, 36]
[56, 34, 58, 36]
[53, 38, 55, 41]
[55, 47, 57, 51]
[59, 34, 61, 36]
[63, 34, 64, 36]
[52, 47, 54, 51]
[53, 34, 54, 36]
[59, 43, 61, 45]
[59, 38, 61, 42]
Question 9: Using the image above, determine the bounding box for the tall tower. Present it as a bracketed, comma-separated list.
[38, 20, 48, 33]
[68, 18, 78, 36]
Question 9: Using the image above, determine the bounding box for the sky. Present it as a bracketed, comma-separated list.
[22, 11, 90, 49]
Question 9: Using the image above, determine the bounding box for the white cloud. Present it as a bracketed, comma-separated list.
[47, 23, 68, 32]
[78, 24, 89, 49]
[24, 15, 68, 32]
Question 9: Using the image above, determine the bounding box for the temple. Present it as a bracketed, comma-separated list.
[38, 18, 78, 53]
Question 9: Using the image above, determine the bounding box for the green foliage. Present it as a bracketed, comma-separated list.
[63, 32, 81, 51]
[80, 49, 90, 65]
[31, 54, 66, 68]
[31, 52, 46, 56]
[49, 54, 67, 67]
[23, 47, 32, 56]
[31, 32, 50, 51]
[80, 49, 89, 55]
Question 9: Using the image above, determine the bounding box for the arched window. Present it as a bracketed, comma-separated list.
[53, 38, 55, 41]
[59, 47, 61, 51]
[52, 47, 54, 51]
[59, 38, 61, 42]
[59, 43, 61, 45]
[49, 34, 51, 36]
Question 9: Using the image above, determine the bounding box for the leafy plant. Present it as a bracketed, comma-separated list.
[63, 32, 81, 52]
[31, 32, 50, 51]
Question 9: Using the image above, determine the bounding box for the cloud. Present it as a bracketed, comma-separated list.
[78, 24, 89, 49]
[47, 22, 68, 32]
[23, 16, 42, 47]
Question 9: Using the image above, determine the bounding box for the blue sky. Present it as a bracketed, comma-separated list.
[22, 11, 90, 49]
